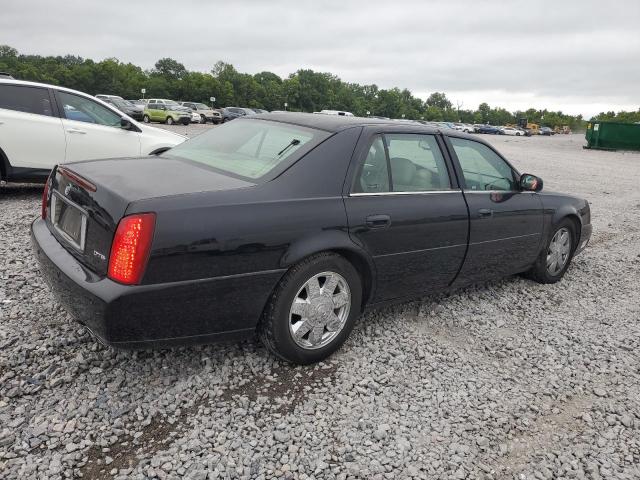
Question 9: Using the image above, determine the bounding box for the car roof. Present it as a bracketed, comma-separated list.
[248, 112, 447, 133]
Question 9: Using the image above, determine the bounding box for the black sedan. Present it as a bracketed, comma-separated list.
[32, 113, 592, 364]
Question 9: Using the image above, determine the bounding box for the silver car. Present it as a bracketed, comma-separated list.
[180, 102, 222, 124]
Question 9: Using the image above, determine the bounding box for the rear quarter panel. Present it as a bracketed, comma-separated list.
[130, 127, 365, 286]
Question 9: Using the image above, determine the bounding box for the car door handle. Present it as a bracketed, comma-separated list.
[366, 214, 391, 229]
[478, 208, 493, 218]
[66, 128, 86, 134]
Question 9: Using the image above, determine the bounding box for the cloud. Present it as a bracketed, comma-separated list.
[2, 0, 639, 116]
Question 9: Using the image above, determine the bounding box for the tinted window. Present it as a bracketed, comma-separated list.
[58, 91, 121, 126]
[450, 137, 516, 191]
[165, 119, 328, 180]
[0, 85, 53, 116]
[385, 134, 450, 191]
[354, 134, 451, 193]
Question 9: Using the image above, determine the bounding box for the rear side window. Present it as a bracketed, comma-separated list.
[0, 85, 53, 116]
[354, 134, 451, 193]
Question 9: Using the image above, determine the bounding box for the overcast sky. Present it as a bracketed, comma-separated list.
[2, 0, 639, 117]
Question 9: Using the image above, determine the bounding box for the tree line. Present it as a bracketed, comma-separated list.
[1, 45, 638, 129]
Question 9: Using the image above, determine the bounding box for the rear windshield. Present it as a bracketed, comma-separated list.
[164, 119, 329, 181]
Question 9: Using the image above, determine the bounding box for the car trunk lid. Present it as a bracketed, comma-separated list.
[46, 157, 254, 275]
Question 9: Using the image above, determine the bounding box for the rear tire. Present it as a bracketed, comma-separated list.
[258, 252, 362, 365]
[524, 219, 576, 284]
[200, 115, 207, 124]
[143, 115, 150, 123]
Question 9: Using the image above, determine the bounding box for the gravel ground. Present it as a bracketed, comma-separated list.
[1, 133, 639, 479]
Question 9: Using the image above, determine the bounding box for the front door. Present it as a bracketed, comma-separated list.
[55, 90, 141, 162]
[344, 131, 469, 302]
[446, 136, 543, 284]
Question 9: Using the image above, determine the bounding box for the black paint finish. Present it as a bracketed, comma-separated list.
[31, 114, 592, 348]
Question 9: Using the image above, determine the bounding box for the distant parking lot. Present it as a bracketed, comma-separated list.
[1, 134, 639, 479]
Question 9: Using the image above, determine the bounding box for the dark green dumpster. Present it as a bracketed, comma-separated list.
[585, 120, 640, 151]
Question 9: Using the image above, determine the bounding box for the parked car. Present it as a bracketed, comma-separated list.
[189, 110, 201, 123]
[143, 102, 191, 125]
[220, 107, 256, 122]
[180, 102, 222, 124]
[539, 127, 555, 136]
[96, 95, 144, 121]
[475, 124, 502, 134]
[0, 79, 185, 184]
[500, 126, 525, 136]
[318, 110, 354, 116]
[454, 123, 476, 133]
[128, 99, 146, 108]
[251, 108, 269, 114]
[32, 113, 591, 364]
[0, 72, 14, 79]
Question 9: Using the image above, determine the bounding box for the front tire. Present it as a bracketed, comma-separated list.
[200, 115, 207, 124]
[143, 115, 150, 123]
[525, 219, 576, 284]
[259, 252, 362, 364]
[166, 117, 174, 125]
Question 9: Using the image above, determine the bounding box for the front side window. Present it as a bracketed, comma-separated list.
[450, 137, 517, 191]
[58, 91, 121, 126]
[354, 134, 451, 193]
[164, 119, 328, 181]
[0, 85, 53, 116]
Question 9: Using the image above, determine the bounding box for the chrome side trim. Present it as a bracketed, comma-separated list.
[350, 190, 461, 197]
[469, 232, 540, 245]
[373, 243, 467, 258]
[463, 190, 535, 194]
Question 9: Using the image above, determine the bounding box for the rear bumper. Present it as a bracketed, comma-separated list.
[575, 222, 592, 255]
[31, 218, 283, 348]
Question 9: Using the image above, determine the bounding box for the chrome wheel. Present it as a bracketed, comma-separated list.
[547, 227, 571, 276]
[289, 271, 351, 350]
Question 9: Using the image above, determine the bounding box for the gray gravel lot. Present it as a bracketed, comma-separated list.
[1, 133, 639, 479]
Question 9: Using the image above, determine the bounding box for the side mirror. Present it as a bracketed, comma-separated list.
[120, 118, 132, 129]
[520, 173, 543, 192]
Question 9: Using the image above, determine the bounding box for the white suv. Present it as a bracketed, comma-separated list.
[0, 80, 186, 184]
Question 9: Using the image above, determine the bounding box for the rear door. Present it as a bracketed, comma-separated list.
[445, 135, 543, 284]
[147, 103, 161, 121]
[0, 83, 65, 172]
[55, 90, 141, 162]
[344, 128, 469, 302]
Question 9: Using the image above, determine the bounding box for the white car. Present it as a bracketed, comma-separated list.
[500, 127, 525, 136]
[454, 123, 476, 133]
[0, 80, 186, 184]
[189, 111, 201, 123]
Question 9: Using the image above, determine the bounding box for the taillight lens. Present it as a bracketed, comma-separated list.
[108, 213, 156, 285]
[41, 177, 50, 219]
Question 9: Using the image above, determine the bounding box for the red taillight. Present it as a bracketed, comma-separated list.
[41, 178, 50, 219]
[107, 213, 156, 285]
